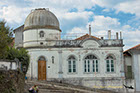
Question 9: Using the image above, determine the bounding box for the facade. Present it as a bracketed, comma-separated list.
[14, 8, 125, 92]
[124, 44, 140, 93]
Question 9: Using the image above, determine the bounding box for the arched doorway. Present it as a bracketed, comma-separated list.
[38, 56, 46, 80]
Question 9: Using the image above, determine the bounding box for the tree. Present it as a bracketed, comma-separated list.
[0, 20, 13, 59]
[6, 48, 30, 72]
[0, 20, 30, 71]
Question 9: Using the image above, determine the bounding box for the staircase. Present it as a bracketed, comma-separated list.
[24, 81, 116, 93]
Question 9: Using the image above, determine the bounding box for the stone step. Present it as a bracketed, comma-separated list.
[24, 81, 116, 93]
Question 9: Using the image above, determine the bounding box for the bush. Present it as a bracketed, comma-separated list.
[6, 47, 30, 73]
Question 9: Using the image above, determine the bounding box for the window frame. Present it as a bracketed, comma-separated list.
[106, 55, 115, 73]
[68, 56, 77, 73]
[39, 31, 45, 38]
[84, 55, 99, 73]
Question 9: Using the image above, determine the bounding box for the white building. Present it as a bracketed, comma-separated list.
[124, 44, 140, 93]
[14, 8, 125, 92]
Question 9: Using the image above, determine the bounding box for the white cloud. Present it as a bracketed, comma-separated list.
[92, 0, 140, 18]
[114, 0, 140, 17]
[26, 0, 94, 11]
[102, 8, 110, 12]
[57, 11, 93, 32]
[0, 6, 30, 24]
[67, 15, 140, 50]
[92, 16, 120, 30]
[123, 29, 140, 50]
[67, 15, 121, 38]
[122, 25, 131, 30]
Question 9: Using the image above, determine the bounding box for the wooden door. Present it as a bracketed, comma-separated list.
[38, 60, 46, 80]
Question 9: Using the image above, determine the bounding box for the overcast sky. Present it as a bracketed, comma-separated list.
[0, 0, 140, 50]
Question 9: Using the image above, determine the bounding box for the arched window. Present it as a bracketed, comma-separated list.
[68, 56, 76, 73]
[106, 55, 114, 72]
[39, 31, 45, 38]
[84, 55, 98, 73]
[38, 56, 46, 61]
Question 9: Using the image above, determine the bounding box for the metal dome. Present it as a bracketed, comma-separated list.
[24, 8, 60, 31]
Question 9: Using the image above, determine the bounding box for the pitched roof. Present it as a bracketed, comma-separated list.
[13, 25, 24, 33]
[124, 44, 140, 53]
[75, 34, 100, 40]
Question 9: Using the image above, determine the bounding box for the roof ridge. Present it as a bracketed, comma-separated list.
[124, 44, 140, 52]
[75, 34, 100, 40]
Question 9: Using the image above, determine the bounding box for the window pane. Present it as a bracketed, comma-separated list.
[88, 60, 90, 72]
[69, 61, 71, 65]
[69, 69, 71, 72]
[107, 60, 110, 68]
[107, 68, 110, 72]
[84, 61, 86, 72]
[111, 60, 114, 72]
[96, 60, 98, 72]
[73, 61, 76, 68]
[111, 68, 114, 72]
[106, 60, 110, 72]
[73, 61, 76, 72]
[73, 69, 76, 72]
[93, 60, 95, 72]
[68, 61, 71, 72]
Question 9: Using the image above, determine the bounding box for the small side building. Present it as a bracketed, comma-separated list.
[124, 44, 140, 93]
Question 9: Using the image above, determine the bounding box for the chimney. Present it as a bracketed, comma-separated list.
[116, 32, 118, 39]
[89, 24, 91, 37]
[108, 30, 111, 39]
[120, 31, 122, 39]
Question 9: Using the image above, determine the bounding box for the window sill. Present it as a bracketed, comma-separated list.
[105, 72, 116, 74]
[67, 72, 77, 75]
[83, 72, 100, 74]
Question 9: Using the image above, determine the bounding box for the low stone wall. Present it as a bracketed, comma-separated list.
[124, 79, 135, 93]
[0, 70, 25, 93]
[48, 77, 126, 92]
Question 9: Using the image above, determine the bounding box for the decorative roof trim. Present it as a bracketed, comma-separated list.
[23, 25, 61, 32]
[75, 34, 100, 40]
[124, 44, 140, 53]
[13, 25, 24, 33]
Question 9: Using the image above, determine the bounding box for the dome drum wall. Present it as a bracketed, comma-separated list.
[23, 29, 61, 48]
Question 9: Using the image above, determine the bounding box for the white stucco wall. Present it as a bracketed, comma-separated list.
[23, 28, 60, 48]
[0, 61, 17, 70]
[26, 46, 123, 79]
[24, 35, 125, 92]
[124, 56, 132, 66]
[132, 53, 140, 92]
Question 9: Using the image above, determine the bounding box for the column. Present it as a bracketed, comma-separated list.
[58, 50, 63, 79]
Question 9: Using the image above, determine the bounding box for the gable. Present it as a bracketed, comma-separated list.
[75, 34, 100, 40]
[81, 39, 100, 48]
